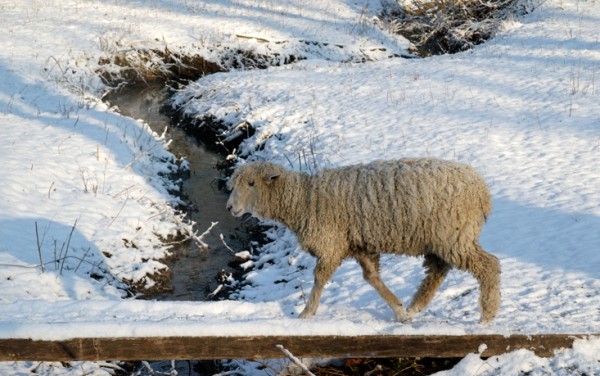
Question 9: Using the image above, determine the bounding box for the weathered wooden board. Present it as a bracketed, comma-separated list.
[0, 334, 589, 361]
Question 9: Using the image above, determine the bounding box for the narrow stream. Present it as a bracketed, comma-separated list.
[105, 82, 244, 301]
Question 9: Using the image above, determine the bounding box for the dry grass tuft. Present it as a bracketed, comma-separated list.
[97, 41, 224, 86]
[381, 0, 542, 56]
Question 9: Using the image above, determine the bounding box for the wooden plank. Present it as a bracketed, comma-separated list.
[0, 334, 587, 361]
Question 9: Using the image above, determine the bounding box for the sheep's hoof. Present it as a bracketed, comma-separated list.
[395, 309, 414, 323]
[480, 310, 497, 325]
[298, 308, 315, 319]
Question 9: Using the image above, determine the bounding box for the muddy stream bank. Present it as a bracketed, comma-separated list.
[105, 83, 249, 302]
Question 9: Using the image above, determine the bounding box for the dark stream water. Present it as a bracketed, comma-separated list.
[105, 83, 244, 301]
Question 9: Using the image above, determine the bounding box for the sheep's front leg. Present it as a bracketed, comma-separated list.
[299, 257, 340, 318]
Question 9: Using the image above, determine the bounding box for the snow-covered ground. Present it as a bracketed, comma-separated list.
[0, 0, 598, 375]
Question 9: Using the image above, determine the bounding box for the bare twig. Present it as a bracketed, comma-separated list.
[207, 284, 224, 299]
[74, 247, 91, 273]
[80, 168, 89, 193]
[300, 283, 307, 305]
[220, 233, 237, 254]
[275, 345, 316, 376]
[283, 153, 295, 169]
[197, 221, 218, 250]
[111, 185, 135, 199]
[107, 197, 129, 228]
[34, 222, 45, 273]
[47, 181, 55, 199]
[59, 219, 79, 275]
[140, 361, 154, 374]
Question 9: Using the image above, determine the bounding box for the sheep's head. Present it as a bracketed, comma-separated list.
[226, 162, 285, 220]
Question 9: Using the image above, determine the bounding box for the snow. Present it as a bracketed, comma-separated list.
[0, 0, 599, 374]
[438, 337, 600, 376]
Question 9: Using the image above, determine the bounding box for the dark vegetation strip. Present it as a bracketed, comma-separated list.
[380, 0, 542, 56]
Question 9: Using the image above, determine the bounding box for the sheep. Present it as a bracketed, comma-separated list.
[226, 158, 500, 324]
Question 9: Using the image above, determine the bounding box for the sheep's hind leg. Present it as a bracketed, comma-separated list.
[453, 244, 501, 325]
[407, 254, 452, 317]
[299, 257, 341, 318]
[356, 254, 409, 322]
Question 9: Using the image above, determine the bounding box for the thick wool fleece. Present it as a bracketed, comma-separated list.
[227, 159, 500, 323]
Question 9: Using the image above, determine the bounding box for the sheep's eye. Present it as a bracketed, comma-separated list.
[248, 181, 255, 187]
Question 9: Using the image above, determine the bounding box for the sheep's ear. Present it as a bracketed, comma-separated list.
[263, 173, 280, 185]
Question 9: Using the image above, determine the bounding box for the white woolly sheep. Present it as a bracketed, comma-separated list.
[226, 158, 500, 324]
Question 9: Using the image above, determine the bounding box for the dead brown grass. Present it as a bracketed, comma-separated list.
[381, 0, 541, 56]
